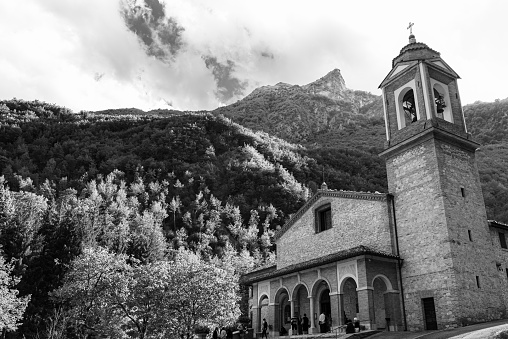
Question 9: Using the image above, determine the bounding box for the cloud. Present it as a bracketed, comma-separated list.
[203, 56, 248, 103]
[1, 0, 507, 112]
[120, 0, 185, 62]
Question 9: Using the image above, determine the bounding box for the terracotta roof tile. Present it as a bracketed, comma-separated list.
[240, 245, 399, 284]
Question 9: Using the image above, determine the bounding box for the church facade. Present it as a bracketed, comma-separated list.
[241, 35, 508, 333]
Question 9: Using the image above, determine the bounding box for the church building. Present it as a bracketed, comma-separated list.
[241, 33, 508, 333]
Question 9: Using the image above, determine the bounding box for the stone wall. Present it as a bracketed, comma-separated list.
[276, 195, 393, 269]
[385, 136, 506, 330]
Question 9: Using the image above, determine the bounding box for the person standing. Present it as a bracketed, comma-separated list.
[318, 312, 326, 333]
[302, 314, 309, 334]
[213, 327, 219, 339]
[262, 318, 268, 339]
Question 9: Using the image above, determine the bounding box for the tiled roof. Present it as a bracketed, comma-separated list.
[489, 220, 508, 229]
[274, 189, 387, 240]
[240, 245, 399, 285]
[392, 42, 440, 67]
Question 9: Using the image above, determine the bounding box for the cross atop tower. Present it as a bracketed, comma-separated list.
[407, 22, 414, 35]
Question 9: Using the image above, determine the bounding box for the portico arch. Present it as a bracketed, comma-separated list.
[257, 294, 269, 332]
[371, 274, 393, 291]
[274, 287, 290, 333]
[310, 279, 331, 333]
[340, 277, 358, 323]
[372, 276, 388, 329]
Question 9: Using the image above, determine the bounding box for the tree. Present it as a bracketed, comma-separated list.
[50, 247, 129, 338]
[0, 255, 31, 335]
[166, 249, 241, 339]
[168, 195, 181, 231]
[52, 247, 240, 339]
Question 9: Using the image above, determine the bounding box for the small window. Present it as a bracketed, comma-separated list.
[499, 232, 507, 249]
[460, 187, 465, 197]
[506, 268, 508, 280]
[476, 276, 481, 288]
[315, 203, 332, 233]
[468, 230, 472, 242]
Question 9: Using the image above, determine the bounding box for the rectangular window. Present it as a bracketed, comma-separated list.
[460, 187, 465, 197]
[315, 204, 332, 233]
[499, 232, 507, 249]
[476, 276, 481, 288]
[506, 268, 508, 280]
[468, 230, 472, 241]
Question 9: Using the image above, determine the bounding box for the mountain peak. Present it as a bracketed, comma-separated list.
[324, 68, 342, 78]
[302, 68, 347, 101]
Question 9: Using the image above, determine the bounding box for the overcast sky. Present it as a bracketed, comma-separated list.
[1, 0, 507, 112]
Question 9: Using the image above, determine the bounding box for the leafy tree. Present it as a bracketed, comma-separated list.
[0, 255, 31, 335]
[166, 249, 240, 339]
[52, 247, 240, 339]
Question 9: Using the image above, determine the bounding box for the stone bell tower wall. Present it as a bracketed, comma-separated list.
[385, 132, 505, 330]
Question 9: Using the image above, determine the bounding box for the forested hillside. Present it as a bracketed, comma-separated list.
[1, 91, 507, 338]
[464, 98, 508, 223]
[0, 98, 390, 337]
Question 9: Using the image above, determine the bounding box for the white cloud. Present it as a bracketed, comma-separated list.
[0, 0, 507, 112]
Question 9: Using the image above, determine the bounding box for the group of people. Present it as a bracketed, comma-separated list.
[344, 316, 361, 334]
[212, 324, 247, 339]
[212, 327, 231, 339]
[278, 313, 311, 336]
[265, 312, 361, 337]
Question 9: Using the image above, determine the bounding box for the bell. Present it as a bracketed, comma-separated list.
[436, 103, 444, 114]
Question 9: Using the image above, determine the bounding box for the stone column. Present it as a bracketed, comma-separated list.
[252, 306, 259, 333]
[329, 292, 340, 329]
[289, 300, 295, 335]
[384, 291, 403, 331]
[337, 294, 345, 327]
[357, 287, 375, 330]
[268, 303, 278, 337]
[308, 296, 316, 334]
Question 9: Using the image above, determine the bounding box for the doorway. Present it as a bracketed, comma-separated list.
[319, 288, 331, 332]
[422, 297, 437, 330]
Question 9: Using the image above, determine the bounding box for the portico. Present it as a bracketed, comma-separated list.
[243, 246, 404, 335]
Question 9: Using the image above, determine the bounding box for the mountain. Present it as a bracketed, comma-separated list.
[0, 76, 508, 338]
[213, 71, 508, 225]
[213, 69, 385, 150]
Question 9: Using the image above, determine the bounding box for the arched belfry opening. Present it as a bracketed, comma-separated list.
[432, 81, 453, 123]
[395, 83, 420, 129]
[402, 89, 417, 124]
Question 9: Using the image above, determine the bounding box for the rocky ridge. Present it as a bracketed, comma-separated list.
[214, 69, 384, 147]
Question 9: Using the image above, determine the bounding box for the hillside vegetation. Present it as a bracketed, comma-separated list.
[0, 80, 507, 337]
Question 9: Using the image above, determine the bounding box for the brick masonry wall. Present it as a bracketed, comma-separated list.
[276, 196, 393, 269]
[385, 137, 506, 330]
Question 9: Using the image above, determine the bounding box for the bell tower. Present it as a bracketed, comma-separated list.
[379, 32, 505, 330]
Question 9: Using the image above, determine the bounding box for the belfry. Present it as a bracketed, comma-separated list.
[241, 30, 508, 334]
